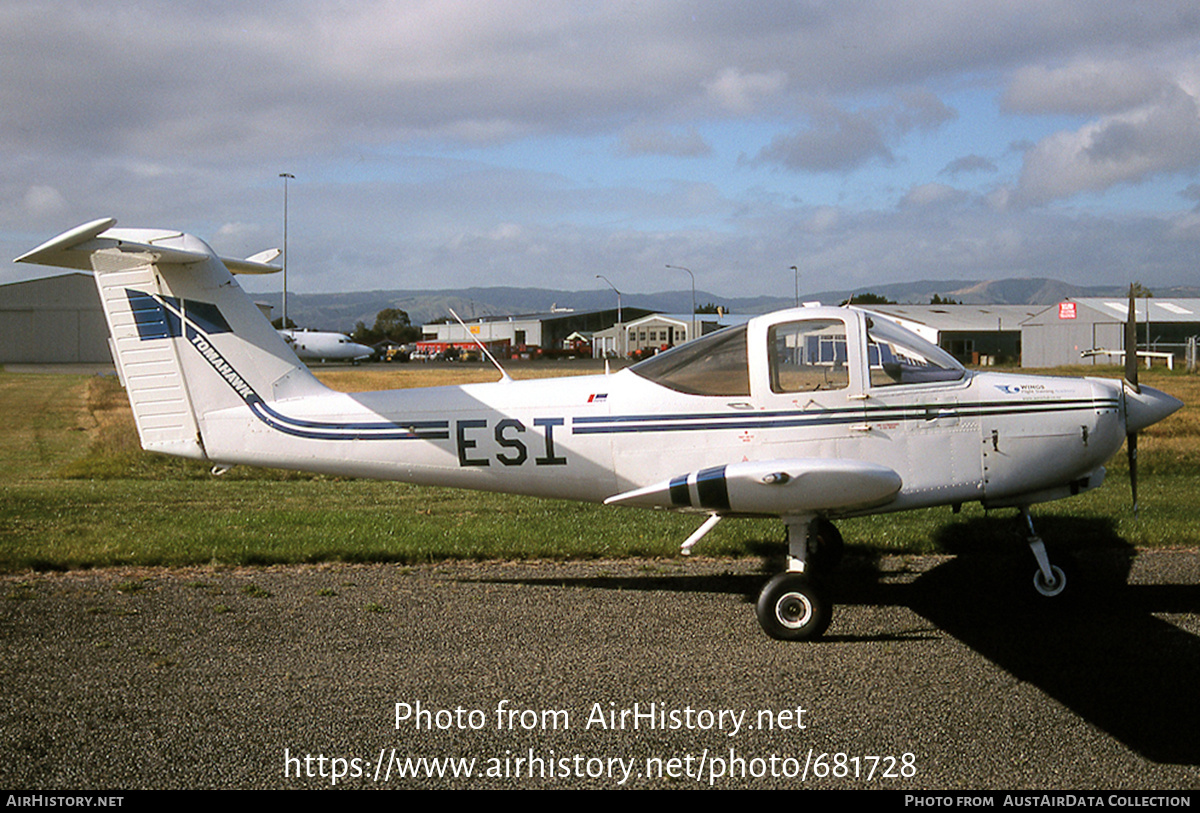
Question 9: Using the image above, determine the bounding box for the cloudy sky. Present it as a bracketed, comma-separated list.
[4, 1, 1200, 301]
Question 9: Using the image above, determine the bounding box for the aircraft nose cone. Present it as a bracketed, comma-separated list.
[1125, 384, 1183, 434]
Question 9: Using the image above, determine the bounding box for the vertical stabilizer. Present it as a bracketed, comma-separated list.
[98, 262, 208, 457]
[16, 219, 330, 459]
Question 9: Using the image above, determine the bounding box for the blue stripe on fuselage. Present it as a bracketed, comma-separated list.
[126, 288, 449, 442]
[571, 398, 1116, 435]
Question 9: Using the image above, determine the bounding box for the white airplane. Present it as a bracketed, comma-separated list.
[278, 328, 374, 363]
[17, 218, 1183, 640]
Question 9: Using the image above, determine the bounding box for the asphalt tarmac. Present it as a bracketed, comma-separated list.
[2, 551, 1198, 790]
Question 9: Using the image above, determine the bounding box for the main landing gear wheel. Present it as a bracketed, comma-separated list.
[756, 573, 831, 641]
[1032, 564, 1067, 598]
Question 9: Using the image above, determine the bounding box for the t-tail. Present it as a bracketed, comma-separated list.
[15, 218, 329, 461]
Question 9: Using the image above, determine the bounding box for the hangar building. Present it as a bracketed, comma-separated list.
[1021, 298, 1200, 368]
[863, 305, 1042, 365]
[0, 273, 112, 364]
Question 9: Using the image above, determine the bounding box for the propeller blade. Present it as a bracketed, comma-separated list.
[1124, 284, 1140, 516]
[1125, 284, 1139, 394]
[1127, 430, 1138, 518]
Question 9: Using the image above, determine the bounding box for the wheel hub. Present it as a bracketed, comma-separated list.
[776, 591, 814, 629]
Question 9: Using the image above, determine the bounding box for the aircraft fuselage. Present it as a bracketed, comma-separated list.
[199, 307, 1144, 517]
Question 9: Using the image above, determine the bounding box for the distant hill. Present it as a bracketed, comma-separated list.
[259, 279, 1200, 331]
[812, 278, 1199, 307]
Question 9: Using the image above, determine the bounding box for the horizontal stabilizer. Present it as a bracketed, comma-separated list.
[14, 217, 117, 269]
[605, 458, 902, 516]
[14, 218, 280, 276]
[226, 248, 282, 275]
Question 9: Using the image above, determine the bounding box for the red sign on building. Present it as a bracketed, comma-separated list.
[1058, 302, 1077, 319]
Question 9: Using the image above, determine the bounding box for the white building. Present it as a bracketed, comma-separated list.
[592, 312, 751, 358]
[420, 307, 651, 357]
[1021, 298, 1200, 368]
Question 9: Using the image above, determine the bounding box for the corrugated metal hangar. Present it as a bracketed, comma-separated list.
[0, 273, 112, 363]
[1021, 298, 1200, 368]
[864, 305, 1041, 365]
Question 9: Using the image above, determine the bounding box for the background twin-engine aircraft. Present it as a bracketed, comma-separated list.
[277, 328, 374, 364]
[16, 219, 1183, 640]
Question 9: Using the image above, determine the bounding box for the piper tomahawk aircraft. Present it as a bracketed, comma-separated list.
[17, 219, 1183, 640]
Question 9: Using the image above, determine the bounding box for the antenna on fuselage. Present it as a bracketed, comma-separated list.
[448, 308, 512, 383]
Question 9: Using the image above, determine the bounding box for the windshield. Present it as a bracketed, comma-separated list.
[630, 324, 750, 396]
[866, 317, 965, 387]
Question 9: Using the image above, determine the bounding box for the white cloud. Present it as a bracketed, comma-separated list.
[805, 207, 840, 233]
[941, 155, 998, 177]
[488, 223, 524, 241]
[1016, 82, 1200, 204]
[750, 91, 955, 174]
[703, 68, 786, 114]
[23, 186, 67, 217]
[754, 108, 892, 173]
[1003, 61, 1169, 115]
[902, 183, 964, 208]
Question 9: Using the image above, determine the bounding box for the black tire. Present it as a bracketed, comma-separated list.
[756, 573, 832, 641]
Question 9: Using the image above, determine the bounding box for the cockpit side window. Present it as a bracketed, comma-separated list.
[866, 317, 965, 387]
[630, 324, 750, 396]
[769, 320, 850, 393]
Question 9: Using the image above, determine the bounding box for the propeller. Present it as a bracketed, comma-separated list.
[1124, 284, 1139, 517]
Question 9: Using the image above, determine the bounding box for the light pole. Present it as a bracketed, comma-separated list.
[279, 173, 295, 329]
[666, 264, 695, 343]
[596, 274, 623, 357]
[791, 265, 799, 308]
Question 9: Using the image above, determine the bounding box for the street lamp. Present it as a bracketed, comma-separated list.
[665, 264, 696, 343]
[596, 274, 623, 357]
[279, 173, 295, 329]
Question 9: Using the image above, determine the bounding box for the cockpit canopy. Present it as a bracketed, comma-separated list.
[629, 323, 751, 396]
[630, 309, 965, 397]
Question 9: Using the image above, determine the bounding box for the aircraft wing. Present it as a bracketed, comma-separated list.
[604, 458, 902, 516]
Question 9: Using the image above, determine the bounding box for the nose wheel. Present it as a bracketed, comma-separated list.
[1023, 509, 1068, 599]
[1032, 564, 1067, 597]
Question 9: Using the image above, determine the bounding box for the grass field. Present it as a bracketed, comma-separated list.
[0, 361, 1196, 572]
